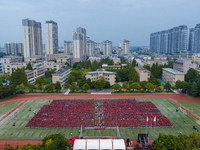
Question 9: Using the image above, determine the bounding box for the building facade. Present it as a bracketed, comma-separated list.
[122, 40, 130, 54]
[86, 40, 95, 56]
[73, 26, 87, 63]
[25, 65, 45, 84]
[45, 20, 58, 54]
[22, 18, 43, 58]
[85, 68, 116, 85]
[0, 56, 23, 64]
[162, 68, 185, 86]
[173, 58, 198, 73]
[102, 40, 112, 56]
[150, 25, 188, 55]
[64, 41, 73, 54]
[135, 67, 150, 82]
[189, 24, 200, 53]
[52, 68, 71, 87]
[4, 42, 23, 55]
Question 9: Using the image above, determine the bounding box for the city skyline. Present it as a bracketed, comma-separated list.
[0, 0, 199, 47]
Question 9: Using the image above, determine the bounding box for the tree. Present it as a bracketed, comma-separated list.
[16, 83, 28, 93]
[26, 62, 33, 70]
[130, 82, 141, 90]
[115, 74, 120, 82]
[164, 81, 171, 90]
[45, 69, 55, 78]
[91, 60, 98, 71]
[10, 68, 28, 87]
[112, 84, 121, 91]
[82, 83, 90, 92]
[139, 81, 148, 89]
[185, 68, 199, 82]
[55, 81, 62, 92]
[132, 58, 136, 67]
[175, 80, 182, 89]
[145, 83, 154, 91]
[69, 82, 79, 92]
[191, 82, 198, 97]
[122, 81, 129, 89]
[98, 76, 106, 89]
[182, 82, 188, 93]
[187, 81, 193, 95]
[128, 65, 138, 82]
[35, 77, 43, 86]
[105, 81, 111, 88]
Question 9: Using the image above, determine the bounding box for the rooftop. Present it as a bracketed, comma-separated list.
[53, 68, 71, 75]
[162, 68, 185, 75]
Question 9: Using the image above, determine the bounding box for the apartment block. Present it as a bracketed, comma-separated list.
[150, 25, 188, 54]
[52, 68, 71, 87]
[135, 67, 150, 81]
[162, 68, 185, 86]
[3, 62, 29, 74]
[173, 58, 198, 73]
[0, 56, 23, 64]
[24, 55, 45, 63]
[4, 42, 23, 55]
[85, 68, 116, 85]
[25, 65, 45, 84]
[43, 62, 64, 71]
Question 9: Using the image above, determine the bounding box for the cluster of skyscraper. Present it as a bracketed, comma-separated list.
[150, 24, 200, 54]
[21, 18, 58, 58]
[150, 25, 188, 54]
[188, 24, 200, 53]
[5, 18, 130, 62]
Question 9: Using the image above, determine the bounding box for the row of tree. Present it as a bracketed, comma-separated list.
[153, 132, 200, 150]
[176, 68, 200, 97]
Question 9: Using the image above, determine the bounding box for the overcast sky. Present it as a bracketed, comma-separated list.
[0, 0, 199, 47]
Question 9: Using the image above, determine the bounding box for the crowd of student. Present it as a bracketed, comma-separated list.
[26, 99, 95, 127]
[26, 99, 173, 128]
[103, 99, 173, 127]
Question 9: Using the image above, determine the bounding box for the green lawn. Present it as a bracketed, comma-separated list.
[0, 98, 199, 140]
[0, 101, 22, 117]
[176, 100, 200, 117]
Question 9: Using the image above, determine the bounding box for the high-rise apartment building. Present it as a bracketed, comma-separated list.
[102, 40, 112, 56]
[45, 20, 58, 54]
[122, 40, 130, 54]
[73, 26, 86, 63]
[189, 24, 200, 53]
[4, 42, 24, 55]
[64, 41, 73, 54]
[150, 25, 188, 55]
[86, 40, 95, 56]
[22, 18, 43, 58]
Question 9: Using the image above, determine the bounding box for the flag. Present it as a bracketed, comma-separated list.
[153, 116, 156, 122]
[147, 116, 148, 122]
[151, 114, 154, 120]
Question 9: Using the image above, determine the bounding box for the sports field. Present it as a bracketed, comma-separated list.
[0, 98, 199, 140]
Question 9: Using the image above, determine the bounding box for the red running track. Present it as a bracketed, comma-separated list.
[0, 93, 200, 105]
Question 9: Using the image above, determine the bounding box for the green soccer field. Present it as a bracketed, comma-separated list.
[0, 98, 199, 140]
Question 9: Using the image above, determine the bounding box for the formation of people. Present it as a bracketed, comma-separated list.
[26, 99, 173, 128]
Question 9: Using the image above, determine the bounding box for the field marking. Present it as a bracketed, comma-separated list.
[0, 100, 28, 123]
